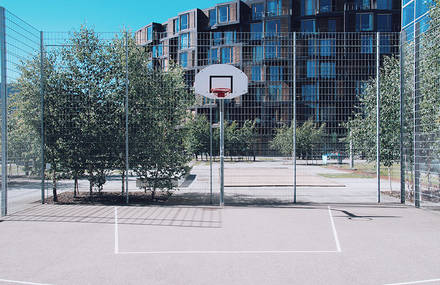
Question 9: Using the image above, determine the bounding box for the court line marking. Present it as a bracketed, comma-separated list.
[0, 278, 53, 285]
[114, 207, 119, 254]
[118, 250, 339, 254]
[328, 206, 342, 252]
[383, 278, 440, 285]
[115, 206, 341, 255]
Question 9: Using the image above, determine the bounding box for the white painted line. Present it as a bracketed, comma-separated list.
[328, 206, 342, 252]
[114, 206, 119, 254]
[0, 278, 53, 285]
[384, 278, 440, 285]
[118, 250, 339, 254]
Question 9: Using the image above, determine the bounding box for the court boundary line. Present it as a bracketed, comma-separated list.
[328, 206, 342, 252]
[0, 278, 53, 285]
[383, 278, 440, 285]
[114, 205, 342, 255]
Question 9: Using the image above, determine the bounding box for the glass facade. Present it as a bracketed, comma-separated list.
[268, 0, 281, 16]
[209, 48, 218, 64]
[361, 35, 373, 53]
[265, 40, 280, 58]
[402, 0, 432, 39]
[221, 47, 232, 63]
[321, 62, 336, 78]
[180, 33, 190, 49]
[252, 66, 262, 81]
[301, 0, 316, 16]
[301, 19, 316, 32]
[320, 39, 335, 56]
[356, 13, 374, 31]
[252, 3, 264, 19]
[319, 0, 332, 13]
[180, 14, 188, 30]
[251, 22, 263, 40]
[219, 5, 229, 23]
[307, 60, 318, 78]
[209, 9, 217, 26]
[377, 14, 392, 31]
[377, 0, 392, 9]
[266, 20, 280, 36]
[180, 52, 187, 67]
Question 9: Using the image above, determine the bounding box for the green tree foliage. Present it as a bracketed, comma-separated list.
[270, 119, 325, 160]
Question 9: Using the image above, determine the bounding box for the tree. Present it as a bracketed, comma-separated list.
[345, 56, 401, 190]
[270, 118, 325, 162]
[184, 115, 211, 160]
[129, 60, 194, 199]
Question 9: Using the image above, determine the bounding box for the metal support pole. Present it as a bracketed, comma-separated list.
[0, 7, 7, 216]
[125, 31, 129, 204]
[219, 99, 224, 207]
[399, 31, 405, 204]
[40, 31, 45, 204]
[376, 32, 381, 203]
[292, 32, 297, 204]
[414, 23, 421, 208]
[349, 134, 354, 169]
[209, 99, 213, 204]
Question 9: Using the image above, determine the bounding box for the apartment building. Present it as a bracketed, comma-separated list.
[136, 0, 400, 154]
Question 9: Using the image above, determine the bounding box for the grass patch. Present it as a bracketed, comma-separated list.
[324, 162, 401, 180]
[319, 173, 375, 179]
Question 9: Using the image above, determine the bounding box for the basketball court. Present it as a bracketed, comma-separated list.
[0, 202, 440, 285]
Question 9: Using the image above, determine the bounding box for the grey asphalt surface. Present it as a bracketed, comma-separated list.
[0, 204, 440, 285]
[1, 160, 439, 285]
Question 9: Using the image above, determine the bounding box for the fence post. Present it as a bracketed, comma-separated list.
[376, 32, 381, 203]
[293, 32, 297, 204]
[40, 31, 45, 204]
[209, 98, 213, 204]
[413, 23, 420, 208]
[0, 7, 7, 216]
[125, 31, 129, 204]
[399, 31, 405, 204]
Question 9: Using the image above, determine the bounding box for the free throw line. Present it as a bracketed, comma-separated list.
[118, 250, 339, 254]
[0, 278, 53, 285]
[328, 206, 342, 252]
[384, 278, 440, 285]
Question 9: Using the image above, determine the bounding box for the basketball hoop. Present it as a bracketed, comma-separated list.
[210, 88, 231, 98]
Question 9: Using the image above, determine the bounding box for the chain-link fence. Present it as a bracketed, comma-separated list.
[0, 5, 413, 212]
[401, 15, 440, 209]
[0, 8, 42, 215]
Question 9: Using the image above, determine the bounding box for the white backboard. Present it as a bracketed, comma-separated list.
[194, 64, 248, 100]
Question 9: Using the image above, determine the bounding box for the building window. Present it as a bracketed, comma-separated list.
[416, 0, 431, 18]
[253, 46, 264, 61]
[266, 20, 280, 37]
[301, 19, 316, 32]
[328, 19, 336, 32]
[225, 31, 236, 44]
[380, 34, 391, 54]
[377, 0, 391, 9]
[301, 0, 316, 16]
[320, 39, 335, 56]
[255, 88, 262, 102]
[307, 60, 318, 78]
[356, 0, 371, 9]
[251, 22, 263, 40]
[308, 38, 318, 55]
[221, 47, 232, 63]
[319, 0, 332, 13]
[267, 0, 281, 16]
[269, 85, 282, 101]
[153, 44, 163, 57]
[269, 66, 283, 81]
[147, 26, 152, 41]
[180, 33, 190, 49]
[402, 2, 414, 27]
[218, 5, 229, 23]
[180, 14, 189, 30]
[377, 14, 392, 31]
[213, 32, 222, 46]
[252, 3, 264, 20]
[209, 9, 217, 26]
[162, 25, 168, 38]
[302, 84, 318, 101]
[173, 18, 179, 34]
[266, 40, 280, 58]
[180, 52, 188, 67]
[252, 66, 262, 81]
[321, 62, 336, 78]
[356, 13, 373, 31]
[361, 35, 373, 54]
[209, 48, 219, 64]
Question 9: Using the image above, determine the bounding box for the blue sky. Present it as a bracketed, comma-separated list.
[1, 0, 222, 32]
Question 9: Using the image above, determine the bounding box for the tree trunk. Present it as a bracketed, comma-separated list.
[121, 170, 125, 194]
[388, 167, 392, 194]
[52, 166, 58, 202]
[73, 177, 78, 198]
[89, 165, 93, 198]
